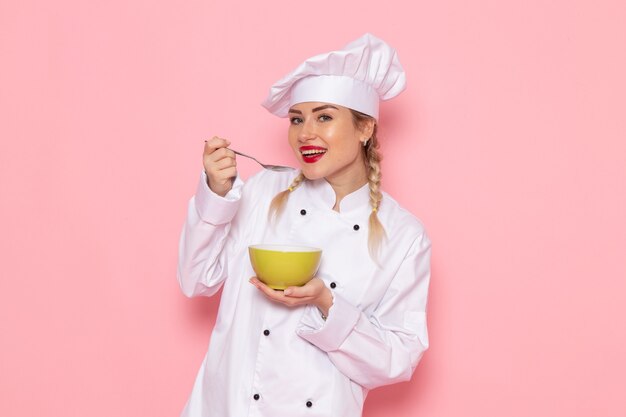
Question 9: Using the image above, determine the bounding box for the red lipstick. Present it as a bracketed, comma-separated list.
[299, 146, 327, 164]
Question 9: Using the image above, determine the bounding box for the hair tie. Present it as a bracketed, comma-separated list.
[288, 187, 294, 192]
[372, 207, 378, 213]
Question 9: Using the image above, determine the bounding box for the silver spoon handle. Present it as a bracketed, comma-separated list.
[230, 148, 295, 172]
[231, 149, 262, 164]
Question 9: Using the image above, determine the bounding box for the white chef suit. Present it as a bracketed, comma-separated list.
[177, 167, 431, 417]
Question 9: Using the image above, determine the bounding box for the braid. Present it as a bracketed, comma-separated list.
[364, 126, 386, 260]
[268, 172, 305, 223]
[349, 109, 386, 260]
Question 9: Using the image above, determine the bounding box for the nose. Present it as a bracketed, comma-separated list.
[297, 118, 316, 143]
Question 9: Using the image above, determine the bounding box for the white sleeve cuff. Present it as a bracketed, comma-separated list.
[194, 170, 243, 225]
[296, 292, 361, 352]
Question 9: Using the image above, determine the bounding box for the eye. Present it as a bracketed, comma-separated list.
[290, 117, 303, 125]
[318, 114, 333, 122]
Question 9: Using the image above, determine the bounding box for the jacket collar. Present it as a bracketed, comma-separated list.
[302, 178, 371, 214]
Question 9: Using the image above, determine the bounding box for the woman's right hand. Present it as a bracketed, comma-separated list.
[203, 136, 237, 197]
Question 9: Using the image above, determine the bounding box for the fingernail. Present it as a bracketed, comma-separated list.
[284, 289, 293, 296]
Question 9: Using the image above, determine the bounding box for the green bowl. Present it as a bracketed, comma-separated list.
[248, 244, 322, 290]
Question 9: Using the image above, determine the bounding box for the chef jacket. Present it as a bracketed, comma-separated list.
[177, 168, 431, 417]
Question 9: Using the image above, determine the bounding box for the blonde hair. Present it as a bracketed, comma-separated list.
[268, 109, 386, 260]
[268, 172, 306, 223]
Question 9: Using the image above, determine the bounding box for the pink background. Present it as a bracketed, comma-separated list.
[1, 0, 625, 416]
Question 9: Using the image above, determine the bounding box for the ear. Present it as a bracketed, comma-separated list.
[360, 118, 376, 141]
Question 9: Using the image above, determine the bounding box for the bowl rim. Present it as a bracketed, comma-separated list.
[249, 244, 322, 253]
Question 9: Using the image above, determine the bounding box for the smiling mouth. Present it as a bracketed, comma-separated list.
[300, 146, 327, 163]
[301, 149, 327, 155]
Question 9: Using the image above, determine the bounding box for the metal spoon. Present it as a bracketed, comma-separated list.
[231, 149, 295, 172]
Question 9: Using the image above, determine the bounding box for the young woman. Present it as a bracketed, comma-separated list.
[177, 33, 431, 417]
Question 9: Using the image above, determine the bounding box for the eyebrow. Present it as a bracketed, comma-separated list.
[288, 104, 339, 114]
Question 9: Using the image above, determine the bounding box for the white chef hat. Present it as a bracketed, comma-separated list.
[261, 33, 406, 120]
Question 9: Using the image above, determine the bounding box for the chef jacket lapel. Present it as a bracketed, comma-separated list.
[275, 179, 374, 307]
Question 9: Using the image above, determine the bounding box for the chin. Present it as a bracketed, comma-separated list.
[299, 165, 326, 181]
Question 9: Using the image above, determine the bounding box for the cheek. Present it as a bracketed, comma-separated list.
[328, 142, 361, 166]
[328, 125, 355, 145]
[335, 130, 362, 156]
[287, 130, 298, 147]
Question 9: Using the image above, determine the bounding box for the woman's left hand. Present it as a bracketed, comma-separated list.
[249, 276, 333, 316]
